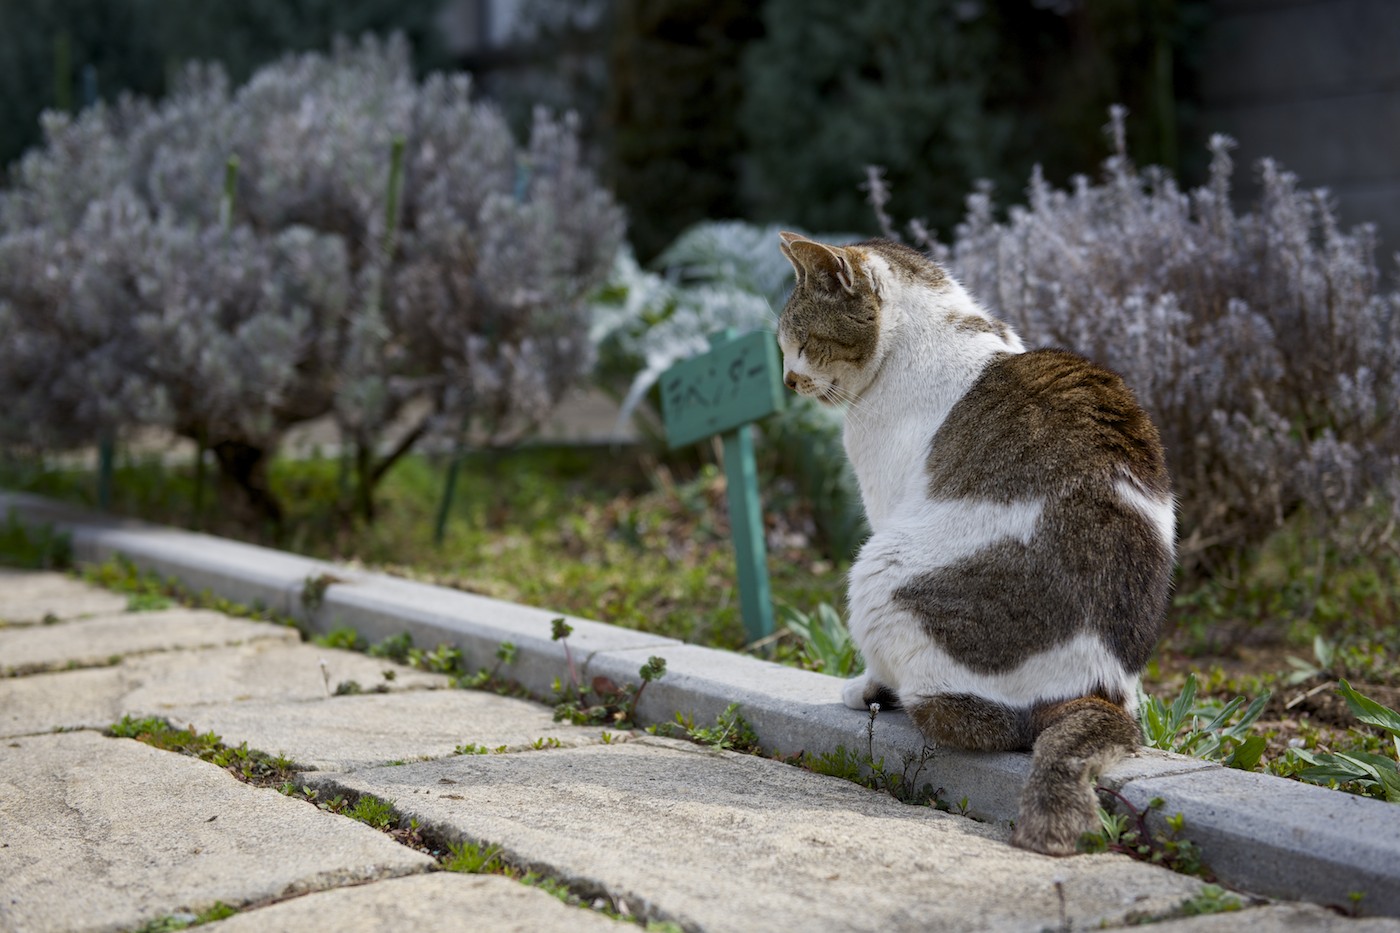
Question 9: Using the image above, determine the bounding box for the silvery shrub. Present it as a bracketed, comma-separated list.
[0, 35, 623, 522]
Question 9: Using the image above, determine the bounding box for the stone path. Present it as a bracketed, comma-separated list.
[2, 569, 1397, 932]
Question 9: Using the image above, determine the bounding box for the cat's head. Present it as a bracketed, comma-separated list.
[776, 232, 898, 404]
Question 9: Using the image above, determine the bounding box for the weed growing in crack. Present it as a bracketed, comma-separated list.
[650, 702, 761, 754]
[792, 704, 944, 807]
[1080, 790, 1210, 878]
[313, 625, 366, 651]
[454, 743, 491, 756]
[132, 901, 237, 932]
[552, 618, 668, 727]
[299, 573, 343, 614]
[345, 794, 396, 830]
[460, 641, 518, 690]
[82, 556, 296, 630]
[444, 840, 505, 873]
[107, 716, 297, 785]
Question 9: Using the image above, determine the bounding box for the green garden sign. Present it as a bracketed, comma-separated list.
[659, 329, 784, 644]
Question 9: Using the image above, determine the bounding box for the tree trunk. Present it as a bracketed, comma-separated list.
[211, 440, 284, 530]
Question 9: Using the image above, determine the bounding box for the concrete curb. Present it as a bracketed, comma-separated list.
[4, 490, 1399, 917]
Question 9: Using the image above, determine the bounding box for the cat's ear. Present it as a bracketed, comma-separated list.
[778, 232, 862, 295]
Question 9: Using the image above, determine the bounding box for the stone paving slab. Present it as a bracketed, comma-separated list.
[0, 570, 128, 625]
[160, 690, 612, 771]
[1143, 903, 1400, 932]
[0, 731, 433, 933]
[0, 608, 298, 676]
[305, 736, 1209, 933]
[0, 642, 450, 739]
[203, 872, 625, 932]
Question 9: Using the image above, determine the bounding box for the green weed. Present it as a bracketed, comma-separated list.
[81, 556, 296, 630]
[792, 705, 942, 808]
[0, 511, 71, 569]
[443, 840, 504, 874]
[133, 901, 237, 932]
[1081, 792, 1210, 879]
[314, 626, 366, 651]
[107, 716, 298, 786]
[1286, 680, 1400, 802]
[650, 702, 761, 754]
[781, 601, 862, 676]
[346, 794, 396, 830]
[1138, 673, 1271, 770]
[552, 619, 667, 727]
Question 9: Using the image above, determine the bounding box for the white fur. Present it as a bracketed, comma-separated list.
[1115, 474, 1177, 556]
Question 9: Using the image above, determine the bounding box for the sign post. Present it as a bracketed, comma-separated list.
[659, 329, 784, 645]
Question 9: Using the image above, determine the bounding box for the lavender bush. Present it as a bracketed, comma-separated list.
[912, 109, 1400, 572]
[0, 36, 622, 523]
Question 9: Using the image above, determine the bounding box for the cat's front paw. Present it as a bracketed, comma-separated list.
[842, 674, 902, 711]
[842, 675, 872, 710]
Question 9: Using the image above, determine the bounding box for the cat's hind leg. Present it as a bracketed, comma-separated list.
[905, 693, 1034, 751]
[1010, 696, 1141, 856]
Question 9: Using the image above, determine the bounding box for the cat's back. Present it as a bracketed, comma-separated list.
[894, 347, 1174, 679]
[925, 347, 1169, 504]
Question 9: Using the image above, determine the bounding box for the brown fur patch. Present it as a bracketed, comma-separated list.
[925, 349, 1170, 501]
[893, 486, 1170, 673]
[946, 311, 1011, 341]
[893, 348, 1173, 674]
[907, 693, 1034, 751]
[858, 238, 948, 289]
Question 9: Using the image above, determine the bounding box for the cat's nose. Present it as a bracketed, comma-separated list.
[784, 372, 798, 390]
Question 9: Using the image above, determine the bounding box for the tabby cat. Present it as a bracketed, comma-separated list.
[775, 231, 1174, 855]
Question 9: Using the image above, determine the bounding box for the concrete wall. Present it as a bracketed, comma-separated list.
[1199, 0, 1400, 264]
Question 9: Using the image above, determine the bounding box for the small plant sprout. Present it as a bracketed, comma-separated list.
[551, 617, 581, 694]
[319, 658, 331, 697]
[444, 840, 504, 874]
[460, 641, 518, 690]
[553, 652, 668, 729]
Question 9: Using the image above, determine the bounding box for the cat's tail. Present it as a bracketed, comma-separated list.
[1009, 696, 1141, 856]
